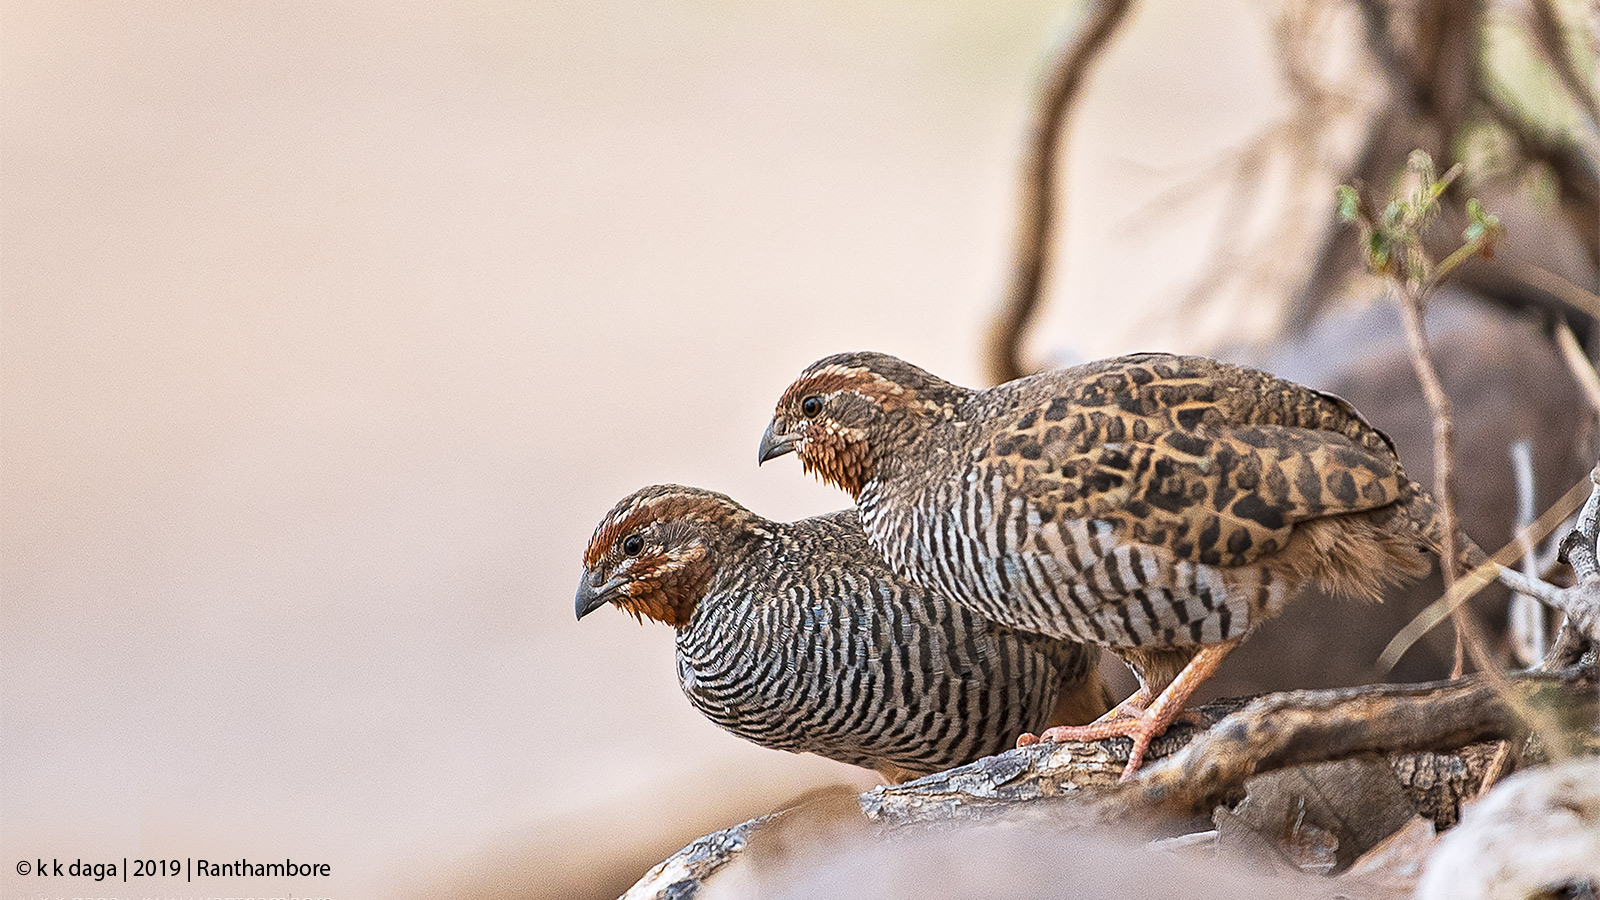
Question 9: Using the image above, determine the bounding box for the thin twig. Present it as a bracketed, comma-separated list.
[985, 0, 1136, 385]
[1395, 273, 1469, 675]
[1497, 569, 1600, 642]
[1336, 153, 1501, 677]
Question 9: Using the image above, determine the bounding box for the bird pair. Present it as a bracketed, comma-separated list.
[578, 351, 1458, 781]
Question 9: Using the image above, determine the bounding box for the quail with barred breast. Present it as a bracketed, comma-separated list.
[759, 352, 1478, 777]
[576, 484, 1111, 782]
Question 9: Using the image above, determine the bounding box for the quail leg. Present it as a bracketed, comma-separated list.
[1017, 641, 1239, 780]
[1017, 685, 1151, 749]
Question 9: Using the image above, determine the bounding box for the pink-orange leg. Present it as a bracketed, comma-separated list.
[1017, 685, 1152, 749]
[1016, 641, 1239, 781]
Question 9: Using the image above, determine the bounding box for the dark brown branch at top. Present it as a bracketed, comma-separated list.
[1528, 0, 1600, 133]
[1479, 86, 1600, 270]
[1352, 0, 1480, 167]
[983, 0, 1134, 386]
[1286, 106, 1410, 332]
[1290, 0, 1479, 331]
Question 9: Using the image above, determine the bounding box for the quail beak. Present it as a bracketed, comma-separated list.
[574, 572, 624, 620]
[758, 420, 798, 464]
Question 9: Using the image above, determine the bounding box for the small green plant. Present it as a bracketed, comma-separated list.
[1336, 150, 1503, 291]
[1341, 150, 1504, 679]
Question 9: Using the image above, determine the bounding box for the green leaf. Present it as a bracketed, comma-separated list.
[1381, 200, 1402, 229]
[1337, 185, 1361, 222]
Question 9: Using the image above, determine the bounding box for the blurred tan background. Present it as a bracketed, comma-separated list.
[7, 2, 1564, 899]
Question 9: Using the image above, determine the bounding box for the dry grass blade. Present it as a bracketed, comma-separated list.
[1379, 474, 1592, 671]
[1509, 261, 1600, 321]
[1555, 320, 1600, 413]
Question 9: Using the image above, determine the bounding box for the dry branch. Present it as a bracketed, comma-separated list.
[1528, 0, 1600, 133]
[619, 813, 777, 900]
[984, 0, 1134, 385]
[1337, 152, 1504, 676]
[868, 665, 1597, 828]
[624, 667, 1598, 899]
[1394, 252, 1470, 673]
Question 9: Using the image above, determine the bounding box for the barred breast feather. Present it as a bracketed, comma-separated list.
[578, 486, 1108, 782]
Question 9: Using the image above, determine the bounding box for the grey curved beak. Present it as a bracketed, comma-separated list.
[574, 574, 615, 620]
[758, 420, 797, 464]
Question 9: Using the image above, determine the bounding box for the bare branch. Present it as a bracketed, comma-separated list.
[1396, 266, 1471, 674]
[1497, 569, 1600, 645]
[984, 0, 1135, 385]
[854, 669, 1600, 832]
[1503, 261, 1600, 322]
[863, 670, 1600, 832]
[1287, 107, 1407, 331]
[1479, 87, 1600, 268]
[1528, 0, 1600, 134]
[1097, 666, 1598, 821]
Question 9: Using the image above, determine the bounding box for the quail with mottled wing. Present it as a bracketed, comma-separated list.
[759, 352, 1477, 777]
[576, 484, 1111, 782]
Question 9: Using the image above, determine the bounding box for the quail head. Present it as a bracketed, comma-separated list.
[577, 484, 1110, 782]
[759, 351, 1481, 777]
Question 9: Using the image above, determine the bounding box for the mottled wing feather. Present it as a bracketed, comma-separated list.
[977, 354, 1410, 568]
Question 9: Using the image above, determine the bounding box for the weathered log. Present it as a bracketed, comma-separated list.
[619, 813, 777, 900]
[622, 664, 1598, 899]
[866, 665, 1597, 829]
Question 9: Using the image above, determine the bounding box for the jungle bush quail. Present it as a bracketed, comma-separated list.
[758, 351, 1479, 776]
[576, 484, 1111, 782]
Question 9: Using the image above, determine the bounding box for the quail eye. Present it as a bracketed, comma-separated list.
[621, 534, 644, 557]
[801, 396, 823, 418]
